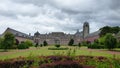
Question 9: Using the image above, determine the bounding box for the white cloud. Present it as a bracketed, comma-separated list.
[0, 0, 120, 35]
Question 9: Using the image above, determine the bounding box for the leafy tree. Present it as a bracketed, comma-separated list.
[35, 43, 39, 47]
[112, 26, 120, 34]
[68, 39, 74, 46]
[15, 39, 19, 45]
[98, 36, 106, 45]
[104, 33, 117, 50]
[25, 40, 33, 46]
[78, 43, 81, 47]
[0, 38, 4, 49]
[100, 26, 120, 37]
[18, 42, 29, 49]
[2, 32, 15, 51]
[40, 44, 43, 47]
[43, 40, 48, 46]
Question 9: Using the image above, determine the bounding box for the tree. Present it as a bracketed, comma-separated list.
[35, 43, 39, 47]
[0, 38, 4, 49]
[15, 39, 19, 45]
[25, 40, 33, 46]
[104, 33, 117, 50]
[43, 40, 48, 46]
[2, 32, 15, 51]
[18, 42, 29, 49]
[78, 43, 81, 47]
[55, 44, 60, 48]
[100, 26, 120, 37]
[68, 39, 74, 46]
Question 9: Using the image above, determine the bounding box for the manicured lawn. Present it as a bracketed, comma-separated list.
[0, 46, 120, 60]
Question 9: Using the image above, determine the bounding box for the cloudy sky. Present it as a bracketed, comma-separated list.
[0, 0, 120, 35]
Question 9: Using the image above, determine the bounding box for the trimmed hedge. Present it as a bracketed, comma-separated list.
[88, 43, 105, 49]
[55, 44, 60, 48]
[48, 48, 69, 50]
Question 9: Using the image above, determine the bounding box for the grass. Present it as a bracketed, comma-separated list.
[0, 46, 120, 60]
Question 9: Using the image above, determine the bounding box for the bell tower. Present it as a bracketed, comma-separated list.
[83, 22, 89, 39]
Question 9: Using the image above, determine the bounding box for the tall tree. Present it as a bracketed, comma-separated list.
[2, 32, 15, 51]
[104, 33, 117, 50]
[0, 38, 4, 49]
[100, 26, 120, 37]
[99, 26, 111, 37]
[68, 39, 74, 46]
[43, 40, 48, 46]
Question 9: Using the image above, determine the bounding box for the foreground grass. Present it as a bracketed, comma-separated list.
[0, 46, 120, 60]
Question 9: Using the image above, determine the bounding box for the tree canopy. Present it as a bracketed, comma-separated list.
[2, 32, 15, 51]
[43, 40, 48, 46]
[99, 26, 120, 37]
[104, 33, 117, 50]
[68, 39, 74, 46]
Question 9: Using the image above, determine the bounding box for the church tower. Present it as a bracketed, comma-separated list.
[83, 22, 89, 39]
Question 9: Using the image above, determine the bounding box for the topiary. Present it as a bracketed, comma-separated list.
[55, 45, 60, 48]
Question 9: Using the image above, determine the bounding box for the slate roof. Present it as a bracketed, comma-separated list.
[75, 31, 83, 37]
[34, 31, 40, 36]
[3, 27, 32, 39]
[87, 30, 101, 38]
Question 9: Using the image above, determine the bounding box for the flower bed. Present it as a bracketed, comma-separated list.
[0, 56, 120, 68]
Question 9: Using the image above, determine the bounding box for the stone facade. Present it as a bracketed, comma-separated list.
[34, 22, 94, 45]
[34, 31, 83, 45]
[1, 22, 101, 45]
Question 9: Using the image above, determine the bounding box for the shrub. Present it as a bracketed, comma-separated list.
[81, 41, 88, 46]
[43, 41, 48, 46]
[73, 44, 77, 46]
[117, 41, 120, 48]
[55, 44, 60, 48]
[18, 42, 29, 49]
[104, 33, 117, 50]
[88, 43, 105, 49]
[48, 48, 69, 50]
[40, 44, 43, 47]
[0, 38, 4, 49]
[15, 39, 19, 45]
[40, 60, 83, 68]
[35, 43, 39, 47]
[68, 39, 74, 46]
[78, 43, 81, 47]
[25, 40, 33, 47]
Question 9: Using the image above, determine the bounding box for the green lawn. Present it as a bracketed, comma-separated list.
[0, 46, 120, 60]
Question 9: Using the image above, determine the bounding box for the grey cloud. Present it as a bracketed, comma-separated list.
[0, 0, 120, 34]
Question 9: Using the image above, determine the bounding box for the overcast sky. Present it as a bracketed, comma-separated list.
[0, 0, 120, 35]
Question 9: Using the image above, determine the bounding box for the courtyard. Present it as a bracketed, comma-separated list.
[0, 46, 120, 60]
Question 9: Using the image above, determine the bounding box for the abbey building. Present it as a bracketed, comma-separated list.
[1, 22, 100, 45]
[34, 22, 99, 45]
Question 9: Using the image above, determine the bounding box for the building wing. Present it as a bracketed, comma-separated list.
[2, 27, 32, 39]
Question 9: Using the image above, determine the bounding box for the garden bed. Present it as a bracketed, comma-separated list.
[0, 55, 120, 68]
